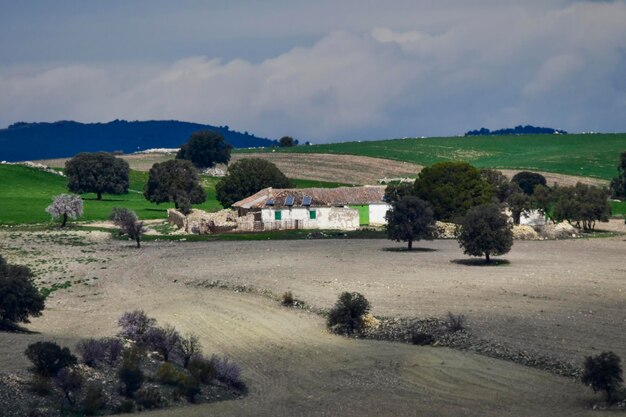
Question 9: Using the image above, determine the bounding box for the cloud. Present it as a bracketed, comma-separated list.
[1, 1, 625, 141]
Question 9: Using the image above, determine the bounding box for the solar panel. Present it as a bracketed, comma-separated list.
[302, 196, 312, 206]
[266, 198, 275, 206]
[285, 195, 294, 206]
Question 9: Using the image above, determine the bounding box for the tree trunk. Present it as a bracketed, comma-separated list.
[61, 213, 68, 228]
[408, 239, 413, 250]
[97, 191, 102, 200]
[135, 236, 141, 248]
[485, 252, 491, 263]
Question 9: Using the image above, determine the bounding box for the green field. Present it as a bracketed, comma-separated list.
[0, 165, 348, 225]
[610, 200, 626, 217]
[239, 133, 626, 180]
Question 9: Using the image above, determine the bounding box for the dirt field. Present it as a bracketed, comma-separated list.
[36, 152, 607, 187]
[1, 223, 625, 416]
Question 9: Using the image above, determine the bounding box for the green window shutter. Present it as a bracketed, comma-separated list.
[309, 210, 316, 220]
[275, 210, 282, 220]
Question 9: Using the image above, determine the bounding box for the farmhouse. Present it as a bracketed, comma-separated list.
[233, 186, 390, 231]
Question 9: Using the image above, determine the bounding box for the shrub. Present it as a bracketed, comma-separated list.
[326, 292, 371, 335]
[446, 312, 466, 332]
[109, 207, 147, 248]
[30, 374, 53, 396]
[188, 356, 216, 384]
[119, 348, 144, 397]
[104, 337, 124, 365]
[146, 324, 181, 362]
[76, 338, 107, 367]
[177, 333, 201, 369]
[115, 400, 135, 414]
[55, 367, 83, 406]
[0, 255, 45, 326]
[118, 310, 156, 345]
[155, 362, 185, 386]
[25, 341, 78, 376]
[211, 356, 243, 388]
[135, 386, 165, 410]
[281, 291, 295, 306]
[177, 376, 202, 403]
[82, 383, 106, 416]
[411, 332, 435, 346]
[582, 351, 623, 403]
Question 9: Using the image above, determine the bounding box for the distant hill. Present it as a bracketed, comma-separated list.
[465, 125, 568, 136]
[0, 120, 277, 162]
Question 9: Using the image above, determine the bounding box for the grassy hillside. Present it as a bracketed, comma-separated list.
[0, 165, 346, 225]
[239, 133, 626, 180]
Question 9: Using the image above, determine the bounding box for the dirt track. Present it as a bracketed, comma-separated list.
[1, 224, 625, 416]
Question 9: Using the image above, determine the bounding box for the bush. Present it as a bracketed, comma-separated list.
[104, 337, 124, 365]
[0, 255, 45, 326]
[115, 400, 135, 414]
[25, 341, 77, 377]
[177, 376, 202, 403]
[188, 356, 216, 384]
[410, 332, 434, 346]
[155, 362, 185, 386]
[118, 310, 156, 345]
[82, 383, 106, 416]
[446, 312, 466, 332]
[119, 348, 144, 397]
[326, 292, 371, 335]
[30, 374, 53, 396]
[55, 367, 83, 406]
[582, 351, 623, 403]
[76, 338, 107, 367]
[135, 386, 165, 410]
[281, 291, 295, 306]
[211, 356, 243, 388]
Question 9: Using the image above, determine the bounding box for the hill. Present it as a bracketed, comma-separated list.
[238, 133, 626, 180]
[0, 120, 276, 162]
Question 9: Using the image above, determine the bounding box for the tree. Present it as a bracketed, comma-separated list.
[118, 310, 156, 345]
[385, 196, 436, 250]
[25, 341, 78, 376]
[55, 367, 83, 406]
[326, 292, 370, 335]
[176, 131, 232, 169]
[383, 182, 414, 204]
[582, 351, 623, 403]
[216, 158, 292, 207]
[481, 169, 511, 203]
[511, 171, 546, 195]
[109, 207, 147, 248]
[45, 194, 83, 227]
[143, 159, 206, 213]
[609, 151, 626, 200]
[177, 333, 201, 369]
[145, 325, 180, 362]
[506, 184, 531, 225]
[457, 203, 513, 263]
[279, 136, 296, 147]
[65, 152, 129, 200]
[552, 183, 610, 231]
[531, 184, 554, 220]
[414, 162, 493, 222]
[0, 255, 45, 327]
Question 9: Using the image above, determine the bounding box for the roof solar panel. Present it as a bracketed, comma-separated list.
[302, 196, 312, 206]
[266, 198, 275, 206]
[285, 195, 295, 206]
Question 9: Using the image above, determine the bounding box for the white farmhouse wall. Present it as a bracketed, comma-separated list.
[520, 209, 547, 227]
[317, 207, 359, 230]
[259, 207, 358, 230]
[369, 203, 391, 226]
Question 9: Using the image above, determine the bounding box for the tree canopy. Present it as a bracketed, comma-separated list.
[386, 196, 435, 250]
[278, 136, 296, 147]
[176, 131, 232, 169]
[414, 162, 492, 222]
[609, 151, 626, 200]
[65, 152, 129, 200]
[143, 159, 206, 213]
[511, 171, 546, 195]
[552, 183, 610, 231]
[457, 203, 513, 263]
[0, 255, 45, 327]
[216, 158, 292, 207]
[46, 194, 84, 227]
[582, 351, 623, 403]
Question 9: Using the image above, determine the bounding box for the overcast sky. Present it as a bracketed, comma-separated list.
[1, 1, 625, 142]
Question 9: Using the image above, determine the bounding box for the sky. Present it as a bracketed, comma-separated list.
[1, 0, 625, 143]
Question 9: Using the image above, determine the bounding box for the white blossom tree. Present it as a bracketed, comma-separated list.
[46, 194, 84, 227]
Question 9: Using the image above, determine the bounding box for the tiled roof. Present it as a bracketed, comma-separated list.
[233, 186, 387, 209]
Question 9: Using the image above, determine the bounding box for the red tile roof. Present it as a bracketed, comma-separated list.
[233, 186, 387, 209]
